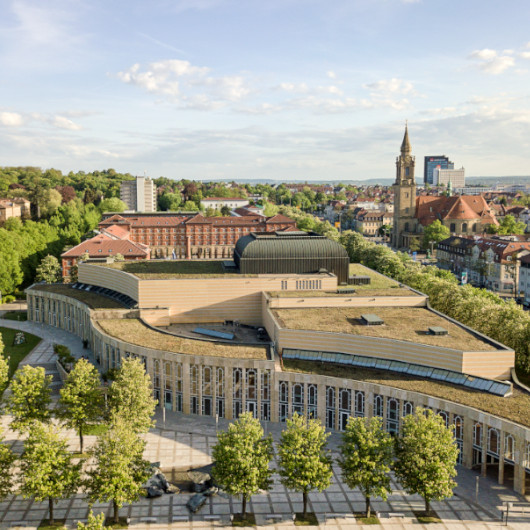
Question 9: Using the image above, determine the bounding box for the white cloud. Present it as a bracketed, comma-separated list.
[327, 71, 337, 79]
[364, 78, 416, 96]
[469, 48, 515, 74]
[52, 116, 82, 131]
[116, 59, 250, 107]
[0, 112, 24, 127]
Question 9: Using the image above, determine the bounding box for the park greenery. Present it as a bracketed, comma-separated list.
[277, 413, 332, 518]
[212, 412, 274, 518]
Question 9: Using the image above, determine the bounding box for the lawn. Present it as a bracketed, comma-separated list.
[0, 326, 42, 378]
[268, 287, 417, 298]
[2, 311, 28, 321]
[349, 264, 402, 290]
[284, 359, 530, 428]
[97, 319, 268, 360]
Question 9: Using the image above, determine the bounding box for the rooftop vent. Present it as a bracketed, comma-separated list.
[348, 275, 371, 286]
[429, 326, 448, 336]
[361, 314, 384, 326]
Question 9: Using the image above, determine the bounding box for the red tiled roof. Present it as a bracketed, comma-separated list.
[265, 214, 297, 224]
[101, 224, 130, 240]
[61, 234, 149, 258]
[416, 195, 498, 226]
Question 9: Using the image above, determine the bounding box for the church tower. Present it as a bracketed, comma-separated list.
[392, 125, 417, 248]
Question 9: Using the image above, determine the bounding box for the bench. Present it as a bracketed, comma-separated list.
[204, 515, 221, 521]
[388, 512, 406, 518]
[172, 516, 189, 522]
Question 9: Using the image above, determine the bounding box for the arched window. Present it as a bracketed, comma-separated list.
[308, 384, 317, 419]
[450, 223, 456, 232]
[404, 222, 409, 232]
[488, 428, 500, 456]
[374, 395, 383, 417]
[292, 383, 304, 416]
[462, 223, 468, 233]
[326, 386, 335, 430]
[473, 422, 482, 448]
[472, 223, 477, 232]
[403, 401, 414, 416]
[386, 398, 399, 434]
[279, 381, 289, 422]
[437, 410, 449, 428]
[504, 434, 515, 461]
[355, 391, 364, 417]
[454, 416, 463, 441]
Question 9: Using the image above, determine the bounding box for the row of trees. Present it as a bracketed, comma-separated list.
[213, 410, 458, 520]
[0, 355, 157, 525]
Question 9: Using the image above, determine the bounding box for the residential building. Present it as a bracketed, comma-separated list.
[437, 235, 530, 294]
[353, 209, 393, 236]
[201, 197, 249, 210]
[454, 186, 492, 195]
[518, 254, 530, 305]
[433, 167, 465, 188]
[0, 197, 31, 222]
[424, 155, 454, 185]
[120, 176, 157, 212]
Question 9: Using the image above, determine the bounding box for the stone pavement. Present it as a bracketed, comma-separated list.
[0, 317, 529, 529]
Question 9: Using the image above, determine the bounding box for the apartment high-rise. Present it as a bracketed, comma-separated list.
[433, 167, 465, 188]
[424, 155, 454, 185]
[120, 176, 157, 212]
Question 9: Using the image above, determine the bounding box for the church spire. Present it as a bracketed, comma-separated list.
[400, 122, 411, 155]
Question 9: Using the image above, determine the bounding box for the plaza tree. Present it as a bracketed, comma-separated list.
[7, 365, 52, 431]
[277, 413, 332, 518]
[35, 254, 62, 284]
[338, 416, 393, 518]
[58, 358, 103, 453]
[394, 408, 459, 515]
[212, 412, 273, 518]
[84, 419, 149, 524]
[20, 422, 81, 525]
[421, 220, 450, 250]
[0, 335, 8, 394]
[0, 426, 15, 500]
[77, 510, 111, 530]
[107, 357, 157, 434]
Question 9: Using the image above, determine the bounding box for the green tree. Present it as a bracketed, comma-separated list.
[277, 413, 332, 517]
[0, 229, 23, 295]
[98, 197, 127, 213]
[220, 205, 231, 216]
[20, 422, 81, 525]
[182, 200, 199, 211]
[113, 253, 125, 262]
[77, 510, 111, 530]
[263, 202, 279, 216]
[0, 426, 15, 500]
[394, 408, 459, 514]
[338, 416, 393, 518]
[8, 365, 52, 431]
[212, 412, 273, 517]
[84, 419, 149, 524]
[421, 220, 450, 249]
[107, 358, 157, 434]
[35, 254, 62, 284]
[493, 215, 526, 235]
[58, 359, 103, 453]
[40, 188, 63, 217]
[158, 192, 182, 211]
[0, 335, 8, 394]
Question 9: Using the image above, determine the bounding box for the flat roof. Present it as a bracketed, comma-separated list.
[97, 319, 268, 360]
[272, 306, 500, 352]
[96, 260, 255, 279]
[27, 284, 127, 310]
[284, 359, 530, 428]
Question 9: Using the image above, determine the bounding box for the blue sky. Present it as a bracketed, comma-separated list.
[2, 0, 530, 181]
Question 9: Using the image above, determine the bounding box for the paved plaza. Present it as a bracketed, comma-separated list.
[0, 313, 529, 529]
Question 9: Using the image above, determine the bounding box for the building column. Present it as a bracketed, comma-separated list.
[481, 425, 488, 477]
[498, 431, 505, 485]
[462, 417, 474, 469]
[226, 368, 234, 421]
[186, 236, 191, 259]
[182, 363, 190, 415]
[317, 383, 326, 424]
[513, 438, 526, 495]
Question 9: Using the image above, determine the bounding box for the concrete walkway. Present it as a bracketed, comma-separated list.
[0, 316, 529, 529]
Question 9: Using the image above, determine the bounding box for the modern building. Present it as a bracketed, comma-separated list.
[433, 167, 466, 188]
[234, 232, 350, 284]
[120, 176, 157, 213]
[26, 253, 530, 495]
[424, 155, 454, 185]
[201, 197, 250, 210]
[518, 253, 530, 305]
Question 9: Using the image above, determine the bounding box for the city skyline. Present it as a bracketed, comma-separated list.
[2, 0, 530, 180]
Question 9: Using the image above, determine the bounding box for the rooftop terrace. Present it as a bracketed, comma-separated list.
[97, 319, 268, 360]
[28, 284, 126, 310]
[273, 306, 499, 352]
[285, 359, 530, 428]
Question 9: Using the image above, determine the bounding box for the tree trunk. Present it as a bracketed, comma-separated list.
[366, 496, 371, 518]
[303, 491, 308, 517]
[79, 425, 84, 454]
[242, 496, 247, 518]
[114, 500, 119, 523]
[425, 498, 430, 515]
[49, 497, 54, 524]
